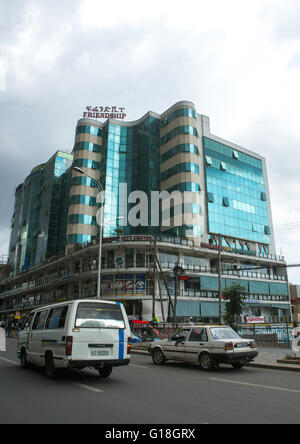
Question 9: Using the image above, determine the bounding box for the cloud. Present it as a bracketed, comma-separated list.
[262, 0, 300, 42]
[0, 228, 10, 260]
[0, 0, 300, 285]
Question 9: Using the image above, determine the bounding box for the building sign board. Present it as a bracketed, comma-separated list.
[201, 243, 256, 257]
[83, 106, 126, 120]
[246, 316, 265, 324]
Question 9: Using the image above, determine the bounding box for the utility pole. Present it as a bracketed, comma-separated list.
[173, 264, 185, 328]
[174, 268, 179, 328]
[218, 233, 222, 325]
[151, 239, 158, 320]
[157, 275, 166, 324]
[154, 251, 175, 323]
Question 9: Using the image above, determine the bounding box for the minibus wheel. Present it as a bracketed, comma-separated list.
[98, 365, 113, 377]
[45, 352, 57, 379]
[20, 348, 29, 369]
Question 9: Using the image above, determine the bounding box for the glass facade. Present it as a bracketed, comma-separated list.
[161, 125, 198, 145]
[167, 182, 201, 193]
[161, 162, 200, 182]
[70, 195, 97, 206]
[68, 214, 97, 225]
[204, 137, 271, 244]
[160, 107, 196, 128]
[67, 234, 96, 244]
[73, 141, 102, 153]
[76, 124, 103, 137]
[73, 159, 100, 170]
[100, 117, 161, 237]
[8, 152, 73, 272]
[161, 144, 199, 163]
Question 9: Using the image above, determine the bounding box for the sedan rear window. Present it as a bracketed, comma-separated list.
[75, 302, 125, 329]
[210, 328, 240, 340]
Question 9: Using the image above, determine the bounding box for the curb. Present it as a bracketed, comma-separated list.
[132, 349, 149, 355]
[247, 363, 300, 372]
[131, 349, 300, 372]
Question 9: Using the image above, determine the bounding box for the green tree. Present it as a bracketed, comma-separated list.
[222, 283, 246, 331]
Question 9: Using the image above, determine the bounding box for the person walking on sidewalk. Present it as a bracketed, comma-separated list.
[6, 320, 13, 337]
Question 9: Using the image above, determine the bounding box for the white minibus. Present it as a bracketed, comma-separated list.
[17, 299, 131, 378]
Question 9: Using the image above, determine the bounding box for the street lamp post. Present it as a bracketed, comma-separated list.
[72, 167, 104, 300]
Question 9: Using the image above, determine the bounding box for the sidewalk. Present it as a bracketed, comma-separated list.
[132, 345, 300, 372]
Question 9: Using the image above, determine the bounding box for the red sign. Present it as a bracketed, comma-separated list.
[246, 316, 265, 324]
[83, 106, 126, 120]
[132, 321, 150, 326]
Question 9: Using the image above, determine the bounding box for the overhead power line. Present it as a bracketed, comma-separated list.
[274, 222, 300, 232]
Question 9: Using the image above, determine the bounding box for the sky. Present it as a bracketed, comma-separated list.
[0, 0, 300, 283]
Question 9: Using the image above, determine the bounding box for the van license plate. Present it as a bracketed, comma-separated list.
[91, 350, 110, 357]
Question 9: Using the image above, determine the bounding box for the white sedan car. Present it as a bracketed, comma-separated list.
[148, 325, 258, 370]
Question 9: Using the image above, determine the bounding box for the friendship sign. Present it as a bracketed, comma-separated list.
[83, 106, 126, 120]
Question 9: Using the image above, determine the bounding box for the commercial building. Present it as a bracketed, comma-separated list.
[0, 101, 291, 324]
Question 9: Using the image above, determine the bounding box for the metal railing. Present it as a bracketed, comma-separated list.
[65, 235, 286, 262]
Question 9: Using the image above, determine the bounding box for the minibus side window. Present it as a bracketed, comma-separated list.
[22, 312, 35, 330]
[32, 311, 48, 330]
[45, 306, 69, 330]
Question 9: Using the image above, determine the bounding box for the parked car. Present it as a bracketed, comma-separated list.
[148, 325, 258, 370]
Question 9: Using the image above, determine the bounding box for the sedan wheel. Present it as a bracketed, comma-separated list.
[199, 352, 214, 371]
[232, 362, 245, 369]
[20, 349, 29, 369]
[152, 348, 166, 365]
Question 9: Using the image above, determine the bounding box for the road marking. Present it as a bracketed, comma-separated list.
[72, 382, 103, 393]
[210, 378, 300, 395]
[0, 356, 19, 365]
[129, 364, 149, 369]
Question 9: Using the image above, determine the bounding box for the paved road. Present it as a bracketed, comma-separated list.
[1, 338, 300, 424]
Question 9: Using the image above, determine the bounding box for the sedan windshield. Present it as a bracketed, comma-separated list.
[210, 328, 240, 340]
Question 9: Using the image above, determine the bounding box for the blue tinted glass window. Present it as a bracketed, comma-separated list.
[161, 126, 198, 145]
[161, 163, 199, 181]
[204, 136, 270, 244]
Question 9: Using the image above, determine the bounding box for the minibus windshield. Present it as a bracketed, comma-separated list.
[75, 302, 125, 329]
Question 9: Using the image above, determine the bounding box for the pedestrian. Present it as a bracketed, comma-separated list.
[141, 329, 146, 341]
[6, 320, 13, 337]
[189, 317, 194, 326]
